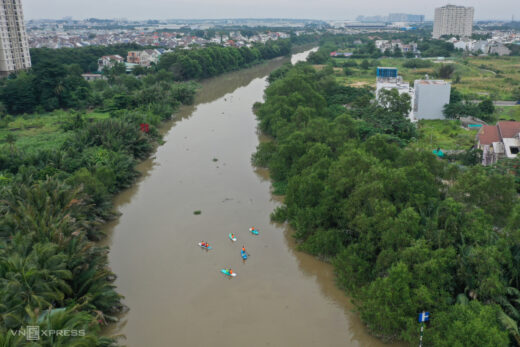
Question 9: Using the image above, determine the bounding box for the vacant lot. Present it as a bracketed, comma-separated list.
[0, 110, 110, 154]
[327, 56, 520, 101]
[413, 119, 477, 151]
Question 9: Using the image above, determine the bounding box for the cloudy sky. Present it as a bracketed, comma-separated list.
[22, 0, 519, 21]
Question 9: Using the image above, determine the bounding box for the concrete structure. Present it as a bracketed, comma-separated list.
[375, 39, 418, 54]
[97, 55, 124, 72]
[376, 67, 415, 122]
[330, 51, 353, 57]
[433, 5, 474, 39]
[487, 42, 511, 56]
[0, 0, 31, 77]
[82, 73, 106, 81]
[478, 121, 520, 165]
[413, 80, 451, 120]
[452, 39, 511, 56]
[127, 49, 161, 67]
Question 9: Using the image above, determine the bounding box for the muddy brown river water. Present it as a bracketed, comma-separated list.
[103, 49, 403, 347]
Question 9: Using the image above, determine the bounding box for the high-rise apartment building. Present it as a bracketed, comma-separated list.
[433, 5, 474, 39]
[0, 0, 31, 77]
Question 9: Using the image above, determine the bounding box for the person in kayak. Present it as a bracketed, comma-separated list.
[242, 246, 246, 252]
[229, 268, 233, 275]
[201, 241, 205, 247]
[231, 233, 235, 239]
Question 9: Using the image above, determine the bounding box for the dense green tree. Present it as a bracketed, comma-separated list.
[479, 98, 495, 115]
[254, 60, 520, 344]
[425, 301, 509, 346]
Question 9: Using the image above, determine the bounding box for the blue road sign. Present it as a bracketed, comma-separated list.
[418, 312, 430, 323]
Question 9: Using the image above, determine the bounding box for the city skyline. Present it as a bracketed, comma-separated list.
[22, 0, 520, 21]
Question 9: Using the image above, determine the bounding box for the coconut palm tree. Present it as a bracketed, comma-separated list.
[23, 306, 119, 347]
[0, 177, 100, 241]
[0, 329, 25, 347]
[0, 241, 72, 328]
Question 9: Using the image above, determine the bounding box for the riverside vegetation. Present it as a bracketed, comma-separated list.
[253, 61, 520, 346]
[0, 37, 303, 345]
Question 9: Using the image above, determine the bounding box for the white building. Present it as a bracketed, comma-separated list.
[452, 38, 511, 56]
[376, 67, 415, 122]
[127, 49, 161, 67]
[413, 80, 451, 120]
[0, 0, 31, 77]
[82, 73, 106, 81]
[97, 55, 124, 72]
[433, 5, 474, 39]
[377, 79, 415, 122]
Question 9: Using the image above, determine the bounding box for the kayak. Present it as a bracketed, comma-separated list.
[220, 269, 237, 277]
[241, 250, 248, 260]
[228, 233, 237, 242]
[249, 228, 259, 235]
[198, 242, 212, 250]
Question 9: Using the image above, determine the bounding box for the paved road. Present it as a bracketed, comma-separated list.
[470, 100, 519, 106]
[494, 101, 520, 106]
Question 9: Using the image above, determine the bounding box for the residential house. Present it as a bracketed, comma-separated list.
[127, 49, 162, 67]
[98, 55, 124, 72]
[487, 42, 511, 56]
[81, 73, 106, 81]
[451, 38, 511, 56]
[330, 51, 353, 57]
[477, 121, 520, 165]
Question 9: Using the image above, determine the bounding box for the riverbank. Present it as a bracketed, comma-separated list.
[0, 43, 315, 346]
[100, 47, 399, 347]
[253, 48, 518, 345]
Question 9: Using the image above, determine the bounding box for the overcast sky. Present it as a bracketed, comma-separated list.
[22, 0, 520, 21]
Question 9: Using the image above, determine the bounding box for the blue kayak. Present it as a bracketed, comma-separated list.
[249, 228, 259, 235]
[220, 269, 237, 277]
[241, 250, 248, 260]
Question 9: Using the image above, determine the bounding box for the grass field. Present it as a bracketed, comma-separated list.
[413, 119, 478, 151]
[0, 110, 110, 154]
[329, 56, 520, 101]
[494, 106, 520, 122]
[314, 57, 520, 151]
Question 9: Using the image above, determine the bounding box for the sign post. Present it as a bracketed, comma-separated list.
[418, 311, 430, 347]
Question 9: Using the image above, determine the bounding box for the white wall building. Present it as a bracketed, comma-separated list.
[377, 79, 415, 122]
[97, 55, 124, 72]
[433, 5, 474, 39]
[0, 0, 31, 77]
[376, 67, 415, 122]
[413, 80, 451, 120]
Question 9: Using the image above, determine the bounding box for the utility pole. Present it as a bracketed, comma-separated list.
[419, 321, 424, 347]
[418, 311, 430, 347]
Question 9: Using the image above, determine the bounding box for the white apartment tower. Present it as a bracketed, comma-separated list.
[433, 5, 474, 39]
[0, 0, 31, 77]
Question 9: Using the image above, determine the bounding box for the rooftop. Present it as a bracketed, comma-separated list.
[415, 80, 450, 85]
[497, 121, 520, 139]
[478, 121, 520, 146]
[478, 124, 500, 145]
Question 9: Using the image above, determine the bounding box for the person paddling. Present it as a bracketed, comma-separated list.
[229, 268, 233, 275]
[242, 245, 246, 252]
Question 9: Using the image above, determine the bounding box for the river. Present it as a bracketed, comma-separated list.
[103, 48, 400, 347]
